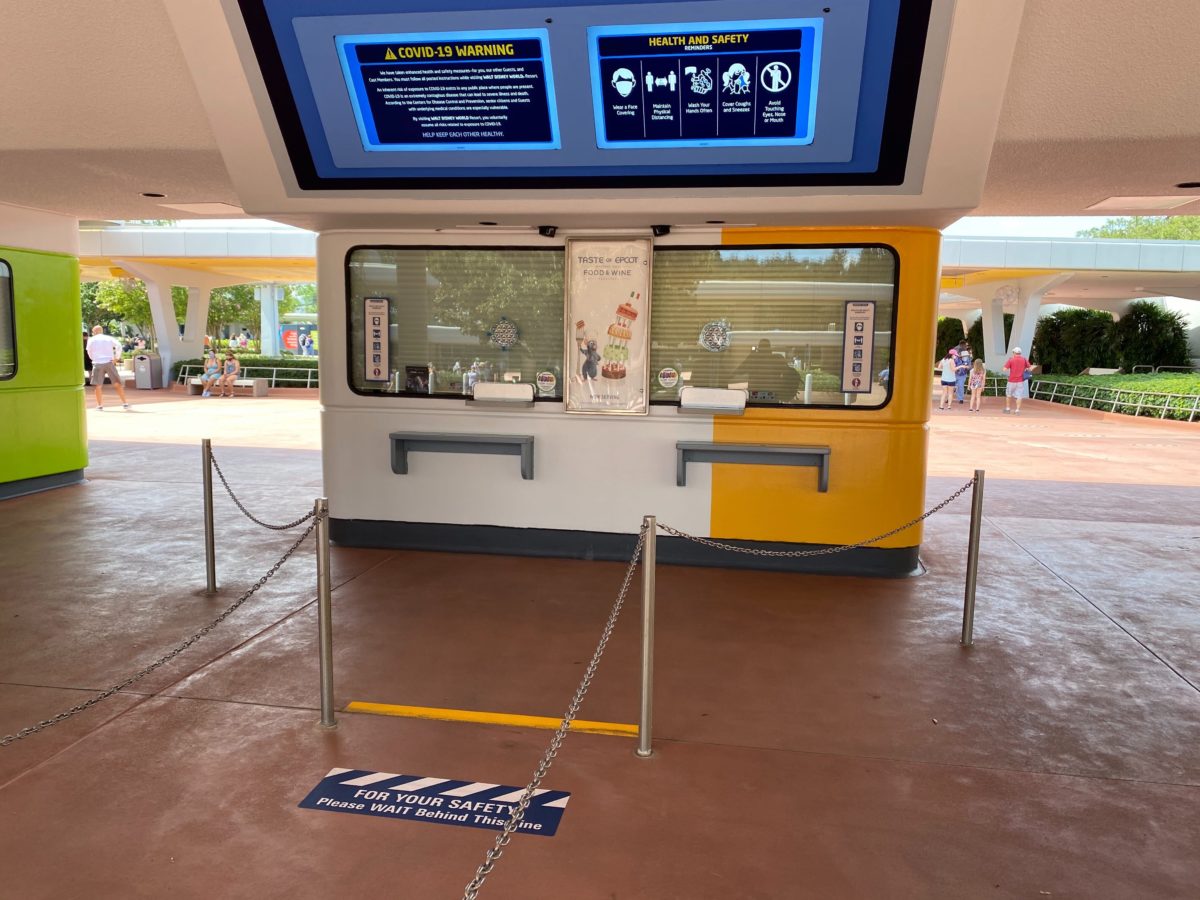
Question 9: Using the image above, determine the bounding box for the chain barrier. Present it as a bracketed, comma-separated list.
[461, 477, 976, 894]
[1, 516, 320, 748]
[462, 523, 649, 900]
[657, 475, 977, 557]
[209, 450, 316, 531]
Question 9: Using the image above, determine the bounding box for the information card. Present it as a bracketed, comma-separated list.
[589, 19, 821, 148]
[338, 29, 560, 150]
[840, 301, 876, 393]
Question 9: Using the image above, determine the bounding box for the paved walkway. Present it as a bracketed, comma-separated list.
[1, 387, 1197, 898]
[87, 384, 1200, 484]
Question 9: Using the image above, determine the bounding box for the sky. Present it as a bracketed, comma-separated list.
[179, 215, 1116, 238]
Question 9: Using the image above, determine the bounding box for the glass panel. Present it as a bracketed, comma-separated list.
[649, 246, 896, 407]
[347, 247, 564, 397]
[0, 260, 14, 380]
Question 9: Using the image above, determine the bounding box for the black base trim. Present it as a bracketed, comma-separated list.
[330, 519, 921, 577]
[0, 469, 85, 501]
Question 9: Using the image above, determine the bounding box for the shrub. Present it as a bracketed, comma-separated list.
[1033, 308, 1117, 374]
[800, 371, 842, 392]
[1024, 373, 1200, 421]
[1115, 300, 1190, 370]
[934, 317, 966, 362]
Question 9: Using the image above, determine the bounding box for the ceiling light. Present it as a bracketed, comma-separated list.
[140, 192, 166, 198]
[1086, 195, 1199, 211]
[1174, 181, 1200, 189]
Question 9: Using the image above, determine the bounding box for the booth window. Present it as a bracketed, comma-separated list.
[347, 247, 564, 398]
[649, 246, 896, 407]
[0, 260, 14, 380]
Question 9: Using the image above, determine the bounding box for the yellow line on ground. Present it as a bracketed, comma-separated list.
[345, 701, 638, 738]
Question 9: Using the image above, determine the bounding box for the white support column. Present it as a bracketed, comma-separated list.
[1008, 273, 1074, 359]
[117, 259, 248, 388]
[182, 286, 211, 346]
[143, 277, 183, 367]
[258, 283, 281, 356]
[979, 296, 1008, 370]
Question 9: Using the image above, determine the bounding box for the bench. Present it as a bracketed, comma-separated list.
[187, 376, 269, 397]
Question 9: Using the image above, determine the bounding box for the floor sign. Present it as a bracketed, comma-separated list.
[299, 768, 570, 837]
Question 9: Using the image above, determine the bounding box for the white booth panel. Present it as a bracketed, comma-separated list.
[323, 405, 713, 536]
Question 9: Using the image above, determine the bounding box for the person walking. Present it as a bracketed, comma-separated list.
[1002, 347, 1031, 414]
[967, 357, 986, 411]
[85, 325, 131, 410]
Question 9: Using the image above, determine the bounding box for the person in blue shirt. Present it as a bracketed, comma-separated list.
[954, 341, 972, 404]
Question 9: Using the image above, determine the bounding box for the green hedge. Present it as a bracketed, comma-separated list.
[1023, 373, 1200, 421]
[802, 372, 842, 392]
[171, 355, 320, 385]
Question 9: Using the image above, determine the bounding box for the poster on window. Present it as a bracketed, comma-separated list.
[564, 238, 652, 414]
[363, 297, 390, 382]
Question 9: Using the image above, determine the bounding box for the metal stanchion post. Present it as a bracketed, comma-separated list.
[636, 516, 656, 758]
[961, 470, 985, 646]
[202, 438, 216, 594]
[316, 497, 336, 727]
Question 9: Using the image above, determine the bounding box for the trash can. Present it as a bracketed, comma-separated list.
[133, 353, 163, 389]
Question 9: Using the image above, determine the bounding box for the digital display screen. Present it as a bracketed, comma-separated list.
[240, 0, 930, 189]
[590, 20, 820, 148]
[337, 30, 560, 151]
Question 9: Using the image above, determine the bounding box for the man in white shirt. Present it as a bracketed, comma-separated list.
[85, 325, 131, 410]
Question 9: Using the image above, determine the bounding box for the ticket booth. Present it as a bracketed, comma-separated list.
[168, 0, 1024, 573]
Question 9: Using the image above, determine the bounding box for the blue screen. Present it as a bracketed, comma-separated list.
[241, 0, 926, 188]
[338, 30, 561, 151]
[589, 19, 820, 149]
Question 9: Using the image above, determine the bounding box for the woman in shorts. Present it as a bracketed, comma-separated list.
[200, 350, 220, 397]
[936, 350, 958, 410]
[218, 351, 240, 397]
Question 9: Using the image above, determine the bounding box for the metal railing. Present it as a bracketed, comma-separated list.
[635, 473, 985, 756]
[1, 448, 324, 747]
[1026, 378, 1200, 422]
[203, 442, 334, 727]
[177, 363, 320, 388]
[464, 474, 986, 898]
[1131, 364, 1199, 374]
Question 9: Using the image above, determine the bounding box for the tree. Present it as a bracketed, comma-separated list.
[80, 281, 118, 331]
[93, 279, 187, 342]
[1033, 308, 1117, 374]
[282, 282, 316, 317]
[206, 284, 260, 336]
[1076, 216, 1200, 240]
[429, 250, 563, 341]
[934, 317, 965, 362]
[1115, 300, 1190, 369]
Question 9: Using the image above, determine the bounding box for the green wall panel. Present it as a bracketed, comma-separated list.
[0, 246, 88, 487]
